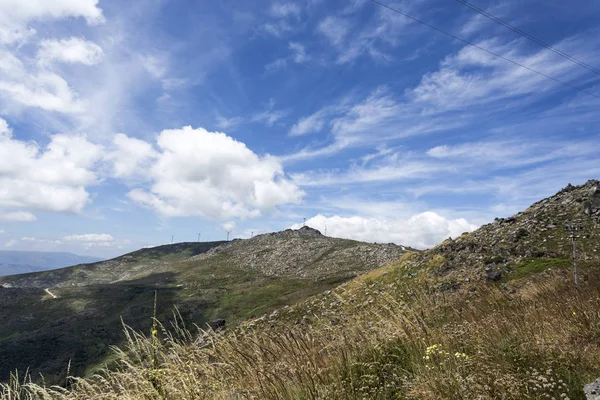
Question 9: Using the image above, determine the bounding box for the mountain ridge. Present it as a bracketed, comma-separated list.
[0, 250, 104, 277]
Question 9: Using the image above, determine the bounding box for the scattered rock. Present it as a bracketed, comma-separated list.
[207, 319, 226, 331]
[485, 269, 503, 281]
[585, 377, 600, 399]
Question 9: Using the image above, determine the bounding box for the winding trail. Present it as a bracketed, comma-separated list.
[44, 288, 58, 299]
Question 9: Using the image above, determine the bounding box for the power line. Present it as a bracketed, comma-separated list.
[453, 0, 600, 76]
[369, 0, 600, 100]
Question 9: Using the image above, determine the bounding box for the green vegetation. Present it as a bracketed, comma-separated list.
[504, 258, 571, 281]
[3, 259, 600, 399]
[0, 235, 400, 385]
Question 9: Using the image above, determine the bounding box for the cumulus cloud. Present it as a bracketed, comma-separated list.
[0, 211, 37, 221]
[0, 0, 104, 44]
[63, 233, 116, 249]
[122, 126, 304, 219]
[63, 233, 114, 242]
[292, 213, 477, 249]
[0, 118, 103, 213]
[107, 133, 157, 178]
[37, 37, 104, 66]
[0, 49, 85, 113]
[21, 236, 62, 244]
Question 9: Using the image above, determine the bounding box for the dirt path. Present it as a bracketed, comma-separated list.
[44, 288, 58, 299]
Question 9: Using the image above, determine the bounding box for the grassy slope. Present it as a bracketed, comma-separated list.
[0, 239, 390, 385]
[4, 251, 599, 400]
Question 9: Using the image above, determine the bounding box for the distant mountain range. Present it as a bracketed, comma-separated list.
[0, 251, 104, 277]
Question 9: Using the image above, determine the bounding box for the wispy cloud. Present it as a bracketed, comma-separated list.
[0, 211, 37, 222]
[291, 152, 448, 186]
[270, 2, 301, 18]
[285, 33, 600, 163]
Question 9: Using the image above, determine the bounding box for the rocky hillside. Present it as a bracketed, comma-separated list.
[411, 179, 600, 287]
[192, 226, 410, 279]
[0, 229, 411, 385]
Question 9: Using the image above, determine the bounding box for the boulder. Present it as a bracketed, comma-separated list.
[585, 378, 600, 400]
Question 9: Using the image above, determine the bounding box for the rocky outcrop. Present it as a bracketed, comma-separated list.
[585, 378, 600, 399]
[192, 227, 413, 279]
[415, 180, 600, 285]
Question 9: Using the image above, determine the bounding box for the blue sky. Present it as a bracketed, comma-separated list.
[0, 0, 599, 258]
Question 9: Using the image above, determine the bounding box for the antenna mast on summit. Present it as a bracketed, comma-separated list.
[226, 231, 231, 241]
[171, 235, 174, 244]
[303, 217, 306, 227]
[197, 233, 201, 242]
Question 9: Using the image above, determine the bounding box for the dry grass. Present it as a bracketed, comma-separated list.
[2, 265, 600, 399]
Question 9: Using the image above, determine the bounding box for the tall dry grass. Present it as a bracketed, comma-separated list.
[2, 269, 600, 399]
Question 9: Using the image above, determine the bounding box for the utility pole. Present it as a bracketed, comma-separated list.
[226, 231, 230, 241]
[303, 217, 306, 227]
[197, 233, 201, 242]
[564, 220, 586, 287]
[251, 231, 254, 238]
[171, 235, 174, 244]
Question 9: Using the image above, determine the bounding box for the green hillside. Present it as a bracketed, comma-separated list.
[0, 231, 408, 385]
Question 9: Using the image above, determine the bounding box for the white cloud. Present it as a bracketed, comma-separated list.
[222, 221, 236, 232]
[284, 87, 458, 161]
[426, 140, 598, 168]
[63, 233, 114, 242]
[251, 100, 287, 126]
[270, 2, 300, 18]
[0, 49, 85, 113]
[260, 21, 293, 37]
[0, 0, 104, 44]
[265, 42, 308, 73]
[37, 37, 104, 66]
[409, 37, 597, 111]
[123, 126, 304, 219]
[318, 16, 349, 46]
[21, 236, 58, 242]
[291, 156, 446, 186]
[292, 213, 477, 249]
[265, 58, 288, 72]
[317, 8, 409, 64]
[0, 118, 102, 213]
[289, 109, 326, 136]
[108, 133, 157, 178]
[288, 42, 308, 63]
[0, 211, 37, 221]
[215, 115, 245, 130]
[285, 33, 600, 163]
